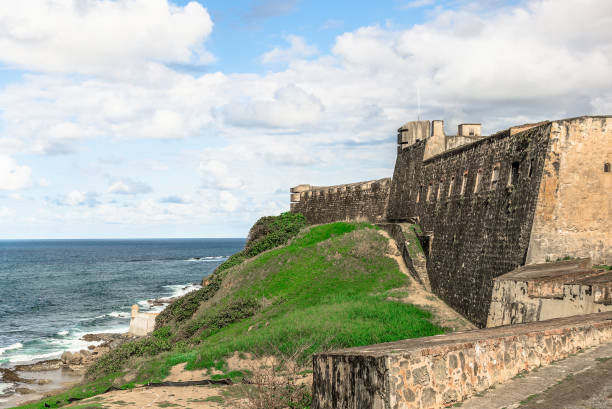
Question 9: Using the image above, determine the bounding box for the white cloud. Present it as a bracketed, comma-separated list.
[223, 85, 324, 129]
[107, 178, 152, 195]
[219, 191, 239, 212]
[0, 0, 214, 77]
[0, 206, 14, 218]
[65, 190, 99, 207]
[261, 35, 318, 64]
[200, 160, 243, 190]
[1, 0, 612, 237]
[0, 155, 32, 190]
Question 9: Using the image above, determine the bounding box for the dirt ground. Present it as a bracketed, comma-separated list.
[379, 230, 476, 332]
[71, 383, 240, 409]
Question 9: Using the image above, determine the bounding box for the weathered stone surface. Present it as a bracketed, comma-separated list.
[488, 259, 612, 327]
[290, 178, 391, 225]
[292, 116, 611, 328]
[312, 312, 612, 409]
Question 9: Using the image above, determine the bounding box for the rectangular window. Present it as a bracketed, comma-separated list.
[528, 158, 535, 177]
[491, 164, 500, 189]
[460, 172, 468, 196]
[509, 161, 520, 185]
[474, 169, 483, 193]
[448, 177, 455, 197]
[426, 183, 433, 202]
[437, 182, 443, 201]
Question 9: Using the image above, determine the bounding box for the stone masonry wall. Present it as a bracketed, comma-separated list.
[387, 124, 552, 327]
[290, 178, 391, 225]
[312, 312, 612, 409]
[526, 116, 612, 265]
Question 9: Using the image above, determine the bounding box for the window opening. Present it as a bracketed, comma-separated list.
[448, 177, 455, 197]
[460, 172, 468, 196]
[509, 161, 520, 185]
[474, 169, 483, 193]
[605, 163, 611, 173]
[426, 184, 433, 202]
[437, 182, 443, 201]
[491, 164, 500, 189]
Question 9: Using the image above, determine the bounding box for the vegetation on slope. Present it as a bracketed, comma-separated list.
[18, 218, 444, 409]
[89, 221, 442, 381]
[154, 212, 306, 329]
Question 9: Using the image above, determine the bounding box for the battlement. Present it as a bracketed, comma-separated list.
[290, 178, 391, 224]
[397, 119, 486, 160]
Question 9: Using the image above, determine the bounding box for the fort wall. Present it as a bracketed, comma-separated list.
[526, 116, 612, 265]
[290, 115, 611, 328]
[387, 124, 551, 327]
[290, 178, 391, 225]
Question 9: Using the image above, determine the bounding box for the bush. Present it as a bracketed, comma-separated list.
[176, 297, 260, 341]
[155, 212, 306, 329]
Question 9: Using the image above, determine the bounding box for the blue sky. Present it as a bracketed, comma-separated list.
[0, 0, 610, 238]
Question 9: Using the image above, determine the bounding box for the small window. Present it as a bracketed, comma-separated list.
[469, 129, 475, 136]
[605, 163, 611, 173]
[491, 164, 500, 189]
[528, 158, 535, 177]
[474, 169, 483, 193]
[448, 177, 455, 197]
[509, 161, 520, 186]
[426, 183, 433, 202]
[416, 185, 423, 203]
[437, 182, 443, 201]
[460, 172, 468, 196]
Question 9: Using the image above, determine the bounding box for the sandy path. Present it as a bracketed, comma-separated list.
[379, 230, 476, 332]
[72, 383, 239, 409]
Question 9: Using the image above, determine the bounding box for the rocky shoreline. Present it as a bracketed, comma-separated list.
[0, 285, 198, 409]
[0, 333, 135, 409]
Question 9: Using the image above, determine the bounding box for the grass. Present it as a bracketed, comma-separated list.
[19, 220, 444, 408]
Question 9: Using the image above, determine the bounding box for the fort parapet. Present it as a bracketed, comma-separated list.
[291, 116, 612, 327]
[290, 178, 391, 225]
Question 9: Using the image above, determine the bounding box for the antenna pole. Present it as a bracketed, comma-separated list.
[417, 86, 421, 121]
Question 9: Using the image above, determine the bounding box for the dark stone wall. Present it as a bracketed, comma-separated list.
[387, 124, 552, 327]
[312, 353, 390, 409]
[291, 178, 391, 225]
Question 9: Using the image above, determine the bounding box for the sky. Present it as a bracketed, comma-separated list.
[0, 0, 610, 239]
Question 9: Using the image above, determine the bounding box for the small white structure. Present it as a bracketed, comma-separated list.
[128, 304, 159, 336]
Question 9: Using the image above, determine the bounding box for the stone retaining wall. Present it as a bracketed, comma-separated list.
[312, 312, 612, 409]
[290, 178, 391, 225]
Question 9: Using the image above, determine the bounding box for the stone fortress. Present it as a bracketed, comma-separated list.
[291, 116, 611, 328]
[293, 115, 612, 409]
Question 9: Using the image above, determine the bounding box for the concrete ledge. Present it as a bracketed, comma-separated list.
[312, 312, 612, 409]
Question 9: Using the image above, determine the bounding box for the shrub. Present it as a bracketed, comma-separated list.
[155, 212, 306, 329]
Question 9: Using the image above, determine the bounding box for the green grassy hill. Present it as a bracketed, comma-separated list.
[18, 217, 444, 409]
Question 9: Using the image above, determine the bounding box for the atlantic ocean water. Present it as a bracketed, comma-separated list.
[0, 238, 244, 375]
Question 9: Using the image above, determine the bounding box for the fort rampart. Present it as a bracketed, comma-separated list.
[291, 116, 612, 328]
[290, 178, 391, 225]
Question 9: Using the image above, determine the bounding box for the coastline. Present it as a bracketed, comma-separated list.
[0, 284, 200, 409]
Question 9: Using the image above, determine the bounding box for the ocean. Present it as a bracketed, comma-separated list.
[0, 238, 245, 381]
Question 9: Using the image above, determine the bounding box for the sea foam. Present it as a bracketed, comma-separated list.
[0, 343, 23, 356]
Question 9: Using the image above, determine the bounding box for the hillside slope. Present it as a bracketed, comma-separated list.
[18, 220, 444, 409]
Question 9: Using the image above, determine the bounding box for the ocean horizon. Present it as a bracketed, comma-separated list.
[0, 238, 245, 387]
